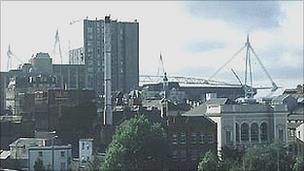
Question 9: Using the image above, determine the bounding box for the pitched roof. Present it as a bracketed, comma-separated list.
[182, 104, 207, 116]
[205, 98, 229, 105]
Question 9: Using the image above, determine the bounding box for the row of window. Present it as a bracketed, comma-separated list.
[235, 122, 268, 143]
[172, 149, 201, 161]
[171, 132, 214, 145]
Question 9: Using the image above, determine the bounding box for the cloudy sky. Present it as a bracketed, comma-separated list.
[0, 1, 303, 89]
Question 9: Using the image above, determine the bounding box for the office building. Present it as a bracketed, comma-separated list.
[83, 17, 139, 95]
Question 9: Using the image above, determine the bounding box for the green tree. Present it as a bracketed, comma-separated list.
[197, 150, 219, 171]
[219, 146, 245, 171]
[33, 158, 45, 171]
[244, 142, 293, 171]
[102, 114, 169, 171]
[293, 155, 304, 171]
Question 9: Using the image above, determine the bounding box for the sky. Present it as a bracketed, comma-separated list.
[0, 1, 303, 90]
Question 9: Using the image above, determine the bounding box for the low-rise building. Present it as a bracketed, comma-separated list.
[28, 144, 72, 171]
[9, 138, 46, 160]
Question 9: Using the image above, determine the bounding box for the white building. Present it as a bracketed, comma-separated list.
[186, 98, 289, 155]
[9, 138, 46, 159]
[28, 144, 72, 171]
[79, 138, 93, 163]
[296, 123, 304, 142]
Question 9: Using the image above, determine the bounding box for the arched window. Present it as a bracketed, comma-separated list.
[260, 122, 268, 142]
[251, 123, 259, 142]
[241, 123, 249, 141]
[235, 123, 240, 143]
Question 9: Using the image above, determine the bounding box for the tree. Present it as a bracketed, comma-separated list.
[197, 150, 219, 171]
[102, 114, 169, 171]
[219, 146, 245, 171]
[243, 142, 293, 171]
[293, 155, 304, 171]
[33, 158, 45, 171]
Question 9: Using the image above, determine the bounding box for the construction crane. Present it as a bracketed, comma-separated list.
[6, 44, 23, 71]
[52, 29, 64, 88]
[208, 35, 279, 98]
[157, 52, 166, 77]
[52, 29, 63, 65]
[69, 19, 82, 25]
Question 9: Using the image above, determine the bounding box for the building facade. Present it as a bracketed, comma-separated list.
[166, 114, 217, 170]
[69, 47, 85, 65]
[197, 98, 289, 155]
[0, 72, 8, 114]
[84, 17, 139, 94]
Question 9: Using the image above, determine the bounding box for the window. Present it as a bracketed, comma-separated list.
[298, 131, 301, 138]
[87, 27, 93, 33]
[279, 128, 284, 141]
[235, 123, 240, 143]
[241, 123, 249, 141]
[82, 142, 85, 150]
[60, 162, 66, 170]
[199, 133, 204, 144]
[87, 144, 90, 150]
[190, 132, 197, 145]
[171, 133, 178, 145]
[251, 123, 259, 142]
[180, 150, 187, 161]
[225, 130, 232, 144]
[180, 132, 186, 145]
[190, 149, 198, 161]
[61, 151, 65, 157]
[205, 135, 214, 144]
[38, 151, 43, 157]
[172, 150, 178, 161]
[260, 122, 268, 142]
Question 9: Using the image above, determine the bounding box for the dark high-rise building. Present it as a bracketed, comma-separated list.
[0, 72, 8, 114]
[83, 18, 139, 95]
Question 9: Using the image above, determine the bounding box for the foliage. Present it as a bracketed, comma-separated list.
[34, 158, 45, 171]
[219, 146, 245, 171]
[293, 155, 304, 171]
[88, 154, 103, 171]
[221, 145, 244, 163]
[102, 114, 169, 171]
[197, 150, 219, 171]
[243, 142, 293, 171]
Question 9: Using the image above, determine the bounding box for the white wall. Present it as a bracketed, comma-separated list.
[79, 139, 93, 162]
[296, 123, 304, 142]
[28, 146, 72, 171]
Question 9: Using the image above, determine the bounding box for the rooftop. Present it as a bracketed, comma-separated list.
[9, 138, 46, 148]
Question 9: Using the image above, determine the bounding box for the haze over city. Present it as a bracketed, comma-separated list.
[1, 1, 303, 89]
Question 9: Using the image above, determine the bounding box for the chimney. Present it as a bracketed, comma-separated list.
[103, 15, 112, 125]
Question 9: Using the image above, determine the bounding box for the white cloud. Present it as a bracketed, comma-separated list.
[1, 1, 302, 89]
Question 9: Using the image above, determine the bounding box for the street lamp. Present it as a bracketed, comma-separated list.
[51, 135, 58, 171]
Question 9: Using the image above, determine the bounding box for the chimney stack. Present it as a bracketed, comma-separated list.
[103, 15, 112, 125]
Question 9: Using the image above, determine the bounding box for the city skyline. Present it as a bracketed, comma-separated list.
[1, 1, 303, 89]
